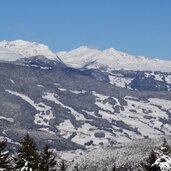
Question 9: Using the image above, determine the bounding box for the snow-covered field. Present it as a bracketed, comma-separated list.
[67, 137, 171, 171]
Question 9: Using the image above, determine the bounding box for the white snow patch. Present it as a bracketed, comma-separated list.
[152, 155, 171, 171]
[0, 136, 18, 145]
[10, 79, 15, 84]
[0, 116, 14, 123]
[54, 83, 61, 86]
[57, 120, 76, 139]
[109, 75, 133, 88]
[149, 98, 171, 110]
[37, 84, 44, 87]
[58, 88, 67, 92]
[165, 75, 171, 84]
[40, 66, 51, 70]
[70, 90, 86, 94]
[71, 123, 114, 147]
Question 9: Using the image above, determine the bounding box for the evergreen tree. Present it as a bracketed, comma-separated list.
[111, 164, 116, 171]
[160, 138, 171, 156]
[0, 140, 12, 170]
[72, 165, 79, 171]
[38, 144, 57, 171]
[60, 160, 66, 171]
[141, 150, 157, 171]
[14, 134, 39, 171]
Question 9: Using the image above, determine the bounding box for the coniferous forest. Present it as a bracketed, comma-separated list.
[0, 134, 65, 171]
[0, 134, 171, 171]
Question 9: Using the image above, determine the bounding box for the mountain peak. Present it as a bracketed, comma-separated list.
[0, 40, 58, 61]
[103, 48, 126, 57]
[68, 46, 100, 54]
[104, 47, 118, 52]
[57, 46, 171, 72]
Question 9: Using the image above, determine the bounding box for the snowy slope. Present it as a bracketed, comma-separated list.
[67, 137, 171, 171]
[0, 46, 24, 61]
[57, 46, 171, 72]
[0, 40, 58, 61]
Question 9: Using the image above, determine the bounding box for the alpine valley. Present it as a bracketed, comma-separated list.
[0, 40, 171, 170]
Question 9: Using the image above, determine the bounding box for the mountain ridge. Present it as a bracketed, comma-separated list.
[0, 40, 171, 72]
[0, 40, 59, 61]
[57, 45, 171, 72]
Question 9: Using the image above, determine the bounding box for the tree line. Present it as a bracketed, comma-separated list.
[0, 134, 66, 171]
[1, 134, 171, 171]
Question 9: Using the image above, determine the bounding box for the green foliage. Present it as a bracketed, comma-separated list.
[14, 134, 39, 170]
[141, 150, 157, 171]
[0, 140, 12, 170]
[38, 144, 57, 171]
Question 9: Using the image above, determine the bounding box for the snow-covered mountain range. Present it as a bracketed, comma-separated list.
[0, 40, 171, 170]
[57, 46, 171, 72]
[1, 40, 171, 91]
[0, 40, 171, 72]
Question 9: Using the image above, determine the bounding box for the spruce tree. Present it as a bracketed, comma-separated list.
[60, 160, 66, 171]
[160, 138, 171, 156]
[0, 140, 12, 170]
[14, 134, 39, 171]
[141, 150, 157, 171]
[38, 144, 57, 171]
[111, 164, 116, 171]
[72, 165, 79, 171]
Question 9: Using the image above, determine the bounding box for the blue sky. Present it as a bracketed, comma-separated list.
[0, 0, 171, 60]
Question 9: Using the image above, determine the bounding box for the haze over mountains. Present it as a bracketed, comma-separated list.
[0, 40, 171, 170]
